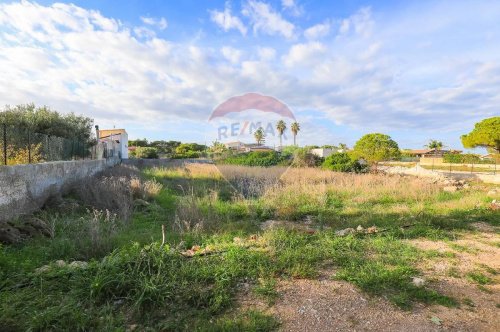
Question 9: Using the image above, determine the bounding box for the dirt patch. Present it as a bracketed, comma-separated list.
[235, 231, 500, 331]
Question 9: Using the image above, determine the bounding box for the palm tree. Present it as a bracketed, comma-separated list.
[425, 140, 444, 150]
[338, 143, 348, 151]
[254, 127, 265, 146]
[290, 122, 300, 146]
[276, 120, 287, 150]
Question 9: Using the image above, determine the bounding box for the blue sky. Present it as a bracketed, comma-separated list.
[0, 0, 499, 151]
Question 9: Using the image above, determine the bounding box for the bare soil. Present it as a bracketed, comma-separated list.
[238, 229, 500, 331]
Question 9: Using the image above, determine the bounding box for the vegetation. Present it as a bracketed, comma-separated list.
[353, 133, 401, 165]
[443, 153, 494, 164]
[276, 120, 287, 150]
[461, 116, 500, 153]
[133, 146, 159, 159]
[291, 122, 300, 146]
[0, 104, 94, 144]
[254, 127, 265, 146]
[322, 152, 365, 173]
[217, 151, 287, 167]
[425, 140, 444, 150]
[2, 163, 498, 330]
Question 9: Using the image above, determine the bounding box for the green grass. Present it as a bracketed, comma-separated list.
[1, 164, 498, 330]
[466, 271, 493, 285]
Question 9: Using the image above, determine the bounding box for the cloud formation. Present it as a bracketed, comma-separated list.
[209, 2, 247, 35]
[0, 1, 499, 148]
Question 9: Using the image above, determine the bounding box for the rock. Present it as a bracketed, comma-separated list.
[133, 199, 150, 207]
[412, 277, 426, 287]
[443, 186, 459, 192]
[35, 265, 51, 273]
[15, 224, 39, 238]
[366, 226, 378, 234]
[68, 261, 88, 269]
[24, 217, 52, 237]
[0, 225, 22, 244]
[463, 183, 470, 189]
[57, 198, 80, 213]
[55, 260, 66, 267]
[356, 225, 364, 232]
[335, 228, 355, 236]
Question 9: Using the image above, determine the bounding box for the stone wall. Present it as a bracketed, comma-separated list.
[0, 157, 120, 222]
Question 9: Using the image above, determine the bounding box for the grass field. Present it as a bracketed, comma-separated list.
[1, 163, 499, 331]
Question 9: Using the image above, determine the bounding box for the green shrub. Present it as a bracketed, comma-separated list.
[443, 153, 492, 164]
[134, 147, 159, 159]
[291, 148, 322, 167]
[322, 152, 366, 173]
[218, 151, 288, 167]
[172, 151, 202, 159]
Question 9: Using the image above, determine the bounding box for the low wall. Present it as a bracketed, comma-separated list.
[0, 157, 120, 222]
[382, 165, 500, 184]
[420, 157, 497, 169]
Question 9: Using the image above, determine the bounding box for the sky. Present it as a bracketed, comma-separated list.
[0, 0, 499, 150]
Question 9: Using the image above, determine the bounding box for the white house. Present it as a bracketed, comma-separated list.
[311, 148, 334, 158]
[98, 128, 129, 159]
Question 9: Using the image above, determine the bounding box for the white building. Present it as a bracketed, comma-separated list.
[98, 128, 129, 159]
[310, 148, 334, 158]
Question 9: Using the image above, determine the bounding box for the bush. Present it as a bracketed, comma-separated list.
[322, 152, 365, 173]
[134, 147, 159, 159]
[219, 151, 288, 167]
[172, 151, 201, 159]
[443, 153, 492, 164]
[291, 148, 322, 167]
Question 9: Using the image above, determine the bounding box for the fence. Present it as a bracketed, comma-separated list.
[0, 124, 117, 166]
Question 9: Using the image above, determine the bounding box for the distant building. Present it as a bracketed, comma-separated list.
[404, 148, 462, 158]
[310, 148, 334, 158]
[98, 128, 129, 159]
[224, 141, 274, 153]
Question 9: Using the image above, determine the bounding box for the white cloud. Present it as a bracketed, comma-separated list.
[283, 42, 326, 67]
[209, 2, 247, 35]
[338, 7, 373, 38]
[1, 1, 500, 147]
[243, 0, 295, 39]
[281, 0, 303, 17]
[221, 46, 243, 64]
[304, 21, 331, 40]
[257, 46, 276, 61]
[140, 16, 168, 30]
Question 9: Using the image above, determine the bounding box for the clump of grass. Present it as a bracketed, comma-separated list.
[131, 177, 163, 200]
[466, 271, 492, 285]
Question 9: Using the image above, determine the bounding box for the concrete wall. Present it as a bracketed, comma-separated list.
[419, 157, 497, 169]
[0, 157, 120, 222]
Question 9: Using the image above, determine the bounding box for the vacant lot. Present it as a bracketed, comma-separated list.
[1, 163, 499, 331]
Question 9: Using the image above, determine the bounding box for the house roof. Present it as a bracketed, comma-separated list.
[98, 129, 127, 139]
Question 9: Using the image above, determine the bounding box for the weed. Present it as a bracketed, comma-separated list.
[466, 271, 492, 285]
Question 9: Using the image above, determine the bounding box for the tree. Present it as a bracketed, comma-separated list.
[353, 133, 401, 167]
[322, 152, 365, 173]
[209, 141, 227, 154]
[425, 140, 443, 150]
[338, 143, 349, 151]
[461, 117, 500, 153]
[291, 122, 300, 146]
[134, 147, 159, 159]
[254, 127, 265, 146]
[276, 120, 287, 150]
[0, 104, 94, 144]
[129, 138, 149, 147]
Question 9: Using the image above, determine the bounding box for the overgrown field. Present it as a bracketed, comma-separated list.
[1, 163, 499, 331]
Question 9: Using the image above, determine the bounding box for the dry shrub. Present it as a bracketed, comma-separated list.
[174, 189, 216, 233]
[130, 177, 163, 200]
[216, 165, 286, 198]
[74, 165, 137, 222]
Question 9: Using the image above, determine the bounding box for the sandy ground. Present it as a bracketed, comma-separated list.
[238, 225, 500, 331]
